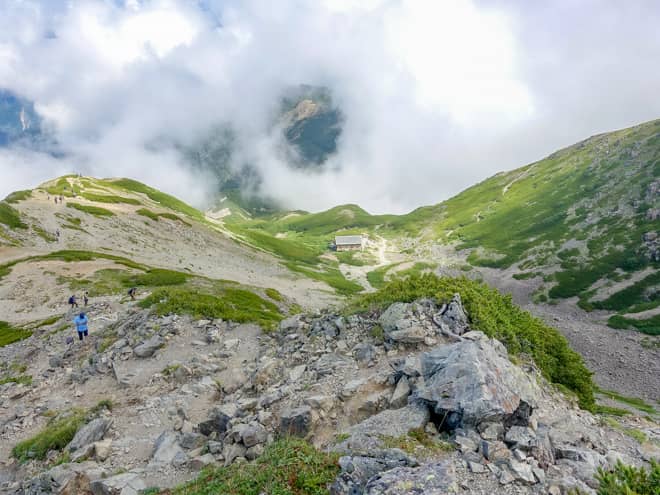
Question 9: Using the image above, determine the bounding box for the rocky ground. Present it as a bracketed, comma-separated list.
[1, 293, 658, 494]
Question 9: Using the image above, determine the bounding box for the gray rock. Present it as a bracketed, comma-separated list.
[437, 293, 469, 335]
[67, 418, 112, 452]
[314, 353, 352, 377]
[198, 407, 231, 436]
[246, 443, 265, 460]
[241, 423, 268, 447]
[289, 364, 306, 382]
[133, 335, 164, 358]
[499, 468, 515, 485]
[478, 422, 504, 441]
[331, 450, 419, 495]
[90, 472, 146, 495]
[305, 395, 336, 412]
[529, 426, 555, 468]
[280, 406, 313, 437]
[180, 432, 206, 450]
[509, 459, 536, 484]
[280, 315, 302, 332]
[151, 431, 187, 467]
[48, 355, 63, 368]
[223, 443, 247, 466]
[454, 434, 478, 454]
[379, 303, 410, 333]
[363, 461, 456, 495]
[353, 343, 377, 365]
[389, 376, 410, 409]
[347, 403, 429, 440]
[505, 425, 537, 449]
[481, 440, 511, 464]
[190, 453, 218, 470]
[468, 461, 486, 473]
[415, 339, 539, 428]
[388, 325, 427, 344]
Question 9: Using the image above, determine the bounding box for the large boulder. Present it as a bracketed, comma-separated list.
[415, 337, 539, 429]
[133, 335, 164, 358]
[67, 418, 112, 452]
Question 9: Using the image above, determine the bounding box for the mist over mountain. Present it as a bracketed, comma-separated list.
[2, 1, 660, 213]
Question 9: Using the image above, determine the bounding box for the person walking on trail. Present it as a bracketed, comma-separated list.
[83, 291, 89, 307]
[68, 294, 78, 309]
[128, 287, 137, 301]
[73, 312, 89, 341]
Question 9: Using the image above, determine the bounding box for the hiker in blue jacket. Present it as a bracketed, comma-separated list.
[73, 312, 89, 341]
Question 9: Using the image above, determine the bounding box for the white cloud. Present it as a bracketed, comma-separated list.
[0, 0, 659, 212]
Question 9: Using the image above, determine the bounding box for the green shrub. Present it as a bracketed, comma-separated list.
[139, 287, 283, 330]
[595, 460, 659, 495]
[136, 208, 160, 221]
[105, 179, 204, 220]
[265, 288, 284, 301]
[597, 389, 656, 415]
[173, 437, 339, 495]
[351, 274, 595, 409]
[0, 321, 32, 347]
[592, 272, 660, 312]
[0, 374, 32, 386]
[12, 409, 86, 462]
[0, 202, 27, 229]
[127, 269, 187, 287]
[607, 315, 660, 336]
[158, 212, 190, 225]
[80, 192, 141, 205]
[136, 209, 190, 225]
[4, 190, 32, 203]
[67, 203, 115, 217]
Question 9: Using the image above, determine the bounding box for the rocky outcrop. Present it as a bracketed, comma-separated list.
[415, 333, 539, 429]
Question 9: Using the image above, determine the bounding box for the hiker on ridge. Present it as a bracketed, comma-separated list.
[73, 312, 89, 341]
[68, 294, 78, 309]
[128, 287, 137, 301]
[83, 291, 89, 307]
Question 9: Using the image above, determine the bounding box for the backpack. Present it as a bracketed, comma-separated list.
[68, 296, 75, 304]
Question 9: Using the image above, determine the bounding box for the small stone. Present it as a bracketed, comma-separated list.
[532, 467, 545, 484]
[468, 461, 486, 473]
[499, 468, 515, 485]
[389, 376, 411, 409]
[509, 459, 536, 484]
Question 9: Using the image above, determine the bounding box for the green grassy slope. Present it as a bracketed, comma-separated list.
[425, 119, 660, 314]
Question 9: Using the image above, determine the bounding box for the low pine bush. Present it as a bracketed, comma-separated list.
[351, 274, 595, 409]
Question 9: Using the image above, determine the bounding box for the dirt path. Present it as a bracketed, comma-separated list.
[338, 236, 389, 292]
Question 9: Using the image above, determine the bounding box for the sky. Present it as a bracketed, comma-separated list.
[1, 0, 660, 213]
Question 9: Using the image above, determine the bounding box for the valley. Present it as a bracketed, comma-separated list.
[0, 118, 657, 494]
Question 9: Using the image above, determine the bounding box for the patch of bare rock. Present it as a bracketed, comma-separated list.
[1, 297, 657, 494]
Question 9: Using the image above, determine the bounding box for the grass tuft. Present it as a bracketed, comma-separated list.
[173, 437, 339, 495]
[67, 202, 115, 217]
[0, 202, 27, 229]
[0, 321, 32, 347]
[139, 287, 283, 330]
